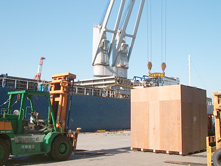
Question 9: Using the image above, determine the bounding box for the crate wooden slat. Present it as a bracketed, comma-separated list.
[131, 85, 207, 155]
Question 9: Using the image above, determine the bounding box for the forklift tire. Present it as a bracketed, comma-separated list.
[49, 136, 72, 161]
[0, 138, 10, 166]
[213, 149, 221, 166]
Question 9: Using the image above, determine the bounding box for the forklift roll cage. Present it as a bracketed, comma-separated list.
[6, 90, 57, 134]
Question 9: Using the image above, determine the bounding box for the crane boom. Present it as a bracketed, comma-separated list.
[34, 57, 46, 81]
[92, 0, 145, 78]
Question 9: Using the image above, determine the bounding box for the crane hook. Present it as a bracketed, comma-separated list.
[147, 61, 152, 74]
[161, 62, 166, 73]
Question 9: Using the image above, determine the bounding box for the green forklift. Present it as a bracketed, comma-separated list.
[0, 73, 80, 165]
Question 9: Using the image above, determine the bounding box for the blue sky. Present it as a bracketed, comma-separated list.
[0, 0, 221, 98]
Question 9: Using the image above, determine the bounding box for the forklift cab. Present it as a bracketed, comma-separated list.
[6, 90, 56, 134]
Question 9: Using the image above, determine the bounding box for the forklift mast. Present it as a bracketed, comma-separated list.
[207, 92, 221, 166]
[49, 72, 76, 132]
[214, 93, 221, 149]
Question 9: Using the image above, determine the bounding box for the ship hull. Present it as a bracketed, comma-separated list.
[0, 87, 130, 132]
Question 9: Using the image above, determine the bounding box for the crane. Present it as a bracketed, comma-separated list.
[34, 57, 46, 81]
[92, 0, 145, 78]
[147, 0, 166, 78]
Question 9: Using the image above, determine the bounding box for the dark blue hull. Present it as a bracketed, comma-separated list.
[0, 87, 130, 132]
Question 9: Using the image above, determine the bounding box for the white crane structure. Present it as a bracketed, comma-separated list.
[92, 0, 145, 78]
[34, 57, 46, 81]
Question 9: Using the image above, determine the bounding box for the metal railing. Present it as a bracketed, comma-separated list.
[72, 86, 130, 99]
[0, 75, 130, 99]
[0, 76, 38, 91]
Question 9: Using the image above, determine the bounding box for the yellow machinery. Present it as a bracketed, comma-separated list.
[207, 92, 221, 166]
[147, 61, 166, 78]
[49, 72, 76, 132]
[49, 72, 81, 151]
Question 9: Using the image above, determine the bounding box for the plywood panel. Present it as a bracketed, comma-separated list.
[159, 85, 181, 101]
[131, 84, 207, 155]
[131, 101, 149, 149]
[199, 103, 207, 150]
[181, 86, 207, 155]
[181, 102, 194, 155]
[159, 100, 182, 152]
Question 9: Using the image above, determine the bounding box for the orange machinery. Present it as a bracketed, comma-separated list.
[207, 92, 221, 166]
[49, 72, 76, 132]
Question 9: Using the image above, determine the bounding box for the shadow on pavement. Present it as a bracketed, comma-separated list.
[71, 147, 130, 159]
[6, 147, 131, 165]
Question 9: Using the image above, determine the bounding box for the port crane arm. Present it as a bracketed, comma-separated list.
[92, 0, 115, 66]
[128, 0, 145, 61]
[112, 0, 135, 66]
[92, 0, 145, 78]
[112, 0, 145, 65]
[108, 0, 126, 58]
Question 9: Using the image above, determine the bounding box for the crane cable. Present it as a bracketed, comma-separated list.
[161, 0, 163, 63]
[148, 0, 167, 74]
[119, 0, 132, 29]
[149, 0, 152, 62]
[147, 0, 152, 73]
[147, 0, 152, 62]
[146, 0, 148, 63]
[161, 0, 166, 73]
[99, 0, 111, 25]
[164, 0, 167, 63]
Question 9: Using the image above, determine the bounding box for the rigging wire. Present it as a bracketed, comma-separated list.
[147, 0, 149, 62]
[119, 0, 131, 29]
[147, 0, 167, 74]
[99, 0, 111, 25]
[148, 0, 152, 62]
[161, 0, 166, 63]
[179, 62, 188, 80]
[147, 0, 153, 74]
[164, 0, 167, 63]
[161, 0, 163, 63]
[191, 59, 208, 90]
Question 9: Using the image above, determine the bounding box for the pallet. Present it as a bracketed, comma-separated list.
[131, 147, 206, 156]
[131, 148, 180, 155]
[187, 149, 206, 155]
[164, 160, 206, 165]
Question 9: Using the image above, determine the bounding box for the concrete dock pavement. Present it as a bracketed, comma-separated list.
[6, 131, 207, 166]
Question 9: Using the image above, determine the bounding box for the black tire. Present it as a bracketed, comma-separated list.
[49, 136, 73, 161]
[0, 138, 10, 166]
[213, 149, 221, 166]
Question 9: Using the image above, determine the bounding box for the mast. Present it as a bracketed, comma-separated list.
[188, 54, 191, 86]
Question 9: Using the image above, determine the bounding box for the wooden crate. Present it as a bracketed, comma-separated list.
[131, 85, 207, 155]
